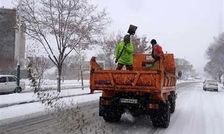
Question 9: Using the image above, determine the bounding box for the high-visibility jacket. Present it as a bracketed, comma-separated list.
[152, 44, 164, 60]
[115, 41, 134, 65]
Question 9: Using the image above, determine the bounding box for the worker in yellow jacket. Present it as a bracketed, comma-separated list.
[115, 34, 134, 70]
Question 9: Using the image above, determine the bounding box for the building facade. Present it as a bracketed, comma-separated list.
[0, 8, 25, 73]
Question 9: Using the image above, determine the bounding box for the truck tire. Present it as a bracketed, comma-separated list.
[103, 111, 121, 122]
[150, 101, 170, 128]
[100, 105, 122, 122]
[130, 108, 142, 117]
[169, 92, 176, 113]
[131, 111, 141, 117]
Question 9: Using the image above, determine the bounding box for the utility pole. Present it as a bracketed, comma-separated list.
[16, 0, 22, 91]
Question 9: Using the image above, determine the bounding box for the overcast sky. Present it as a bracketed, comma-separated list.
[1, 0, 223, 73]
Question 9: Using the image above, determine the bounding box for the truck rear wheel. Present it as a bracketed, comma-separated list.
[100, 105, 122, 122]
[150, 101, 170, 128]
[169, 92, 176, 113]
[103, 110, 121, 122]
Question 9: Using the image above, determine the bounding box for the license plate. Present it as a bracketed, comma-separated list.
[120, 98, 138, 104]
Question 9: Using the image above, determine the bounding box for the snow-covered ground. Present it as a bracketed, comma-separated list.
[1, 79, 195, 107]
[154, 83, 224, 134]
[0, 79, 221, 126]
[22, 79, 89, 86]
[0, 88, 96, 107]
[0, 92, 101, 125]
[22, 79, 89, 91]
[0, 79, 93, 124]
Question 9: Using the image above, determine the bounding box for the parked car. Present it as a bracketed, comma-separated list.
[0, 75, 25, 93]
[203, 80, 218, 92]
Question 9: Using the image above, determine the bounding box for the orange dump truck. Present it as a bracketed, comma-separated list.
[90, 53, 176, 128]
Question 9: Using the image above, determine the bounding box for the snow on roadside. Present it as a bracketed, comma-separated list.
[0, 79, 202, 124]
[0, 79, 96, 123]
[176, 79, 202, 84]
[218, 83, 224, 90]
[0, 88, 92, 106]
[22, 79, 89, 91]
[0, 92, 37, 106]
[0, 90, 101, 123]
[0, 103, 44, 123]
[21, 79, 89, 86]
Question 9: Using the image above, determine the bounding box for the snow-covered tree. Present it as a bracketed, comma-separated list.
[204, 33, 224, 81]
[17, 0, 109, 92]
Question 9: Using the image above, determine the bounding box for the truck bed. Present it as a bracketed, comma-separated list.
[90, 70, 176, 93]
[90, 54, 176, 94]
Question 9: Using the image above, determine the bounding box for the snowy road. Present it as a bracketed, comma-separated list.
[1, 82, 224, 134]
[155, 82, 224, 134]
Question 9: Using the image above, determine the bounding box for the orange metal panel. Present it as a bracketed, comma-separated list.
[90, 53, 176, 101]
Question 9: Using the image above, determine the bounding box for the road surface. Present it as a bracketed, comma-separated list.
[1, 82, 224, 134]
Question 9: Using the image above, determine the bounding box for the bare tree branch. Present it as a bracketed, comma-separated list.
[18, 0, 109, 92]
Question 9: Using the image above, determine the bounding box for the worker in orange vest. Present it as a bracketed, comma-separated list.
[150, 39, 164, 61]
